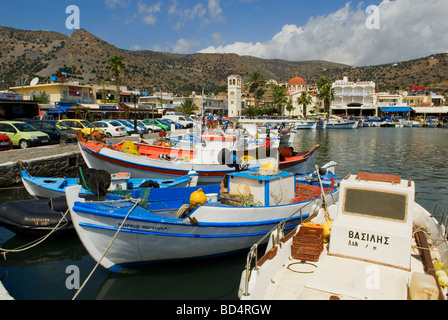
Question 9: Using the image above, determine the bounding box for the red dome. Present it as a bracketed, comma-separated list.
[288, 76, 306, 85]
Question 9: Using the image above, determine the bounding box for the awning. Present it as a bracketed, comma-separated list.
[412, 107, 448, 114]
[380, 107, 412, 112]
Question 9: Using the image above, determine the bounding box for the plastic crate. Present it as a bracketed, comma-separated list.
[291, 226, 324, 261]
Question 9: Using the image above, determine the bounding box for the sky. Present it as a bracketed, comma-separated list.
[1, 0, 448, 66]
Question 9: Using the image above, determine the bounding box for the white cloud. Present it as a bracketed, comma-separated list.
[138, 1, 162, 25]
[199, 0, 448, 66]
[130, 44, 143, 51]
[105, 0, 130, 8]
[212, 32, 224, 45]
[173, 38, 200, 54]
[168, 0, 225, 29]
[208, 0, 225, 23]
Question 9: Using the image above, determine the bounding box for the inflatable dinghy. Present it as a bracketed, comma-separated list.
[0, 196, 73, 236]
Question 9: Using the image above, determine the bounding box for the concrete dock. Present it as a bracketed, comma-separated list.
[0, 131, 185, 188]
[0, 282, 13, 300]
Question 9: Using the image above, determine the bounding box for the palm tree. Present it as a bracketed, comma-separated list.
[317, 76, 335, 115]
[285, 99, 295, 117]
[108, 55, 125, 107]
[176, 99, 198, 115]
[296, 91, 312, 119]
[247, 70, 266, 109]
[272, 85, 288, 115]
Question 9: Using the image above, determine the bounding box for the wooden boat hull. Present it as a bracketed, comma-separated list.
[21, 170, 196, 199]
[66, 184, 339, 271]
[78, 141, 320, 184]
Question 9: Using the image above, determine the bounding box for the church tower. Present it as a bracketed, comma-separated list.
[227, 75, 242, 118]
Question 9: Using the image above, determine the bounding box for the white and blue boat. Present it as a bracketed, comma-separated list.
[21, 169, 198, 199]
[66, 164, 339, 271]
[325, 117, 359, 129]
[294, 121, 317, 130]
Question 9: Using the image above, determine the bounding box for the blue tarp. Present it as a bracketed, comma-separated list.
[380, 107, 412, 112]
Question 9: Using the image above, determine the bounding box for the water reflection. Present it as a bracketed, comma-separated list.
[293, 127, 448, 212]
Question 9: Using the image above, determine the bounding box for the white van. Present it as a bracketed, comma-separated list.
[165, 111, 184, 116]
[163, 115, 194, 128]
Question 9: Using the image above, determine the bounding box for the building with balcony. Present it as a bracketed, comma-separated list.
[331, 77, 376, 116]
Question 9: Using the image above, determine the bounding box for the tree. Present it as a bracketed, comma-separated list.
[108, 55, 125, 106]
[32, 91, 50, 104]
[176, 99, 198, 115]
[247, 70, 266, 109]
[296, 91, 312, 119]
[272, 85, 288, 115]
[285, 99, 295, 117]
[317, 76, 334, 115]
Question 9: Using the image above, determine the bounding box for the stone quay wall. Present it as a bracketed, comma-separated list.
[0, 151, 86, 188]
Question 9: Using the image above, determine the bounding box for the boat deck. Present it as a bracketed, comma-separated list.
[261, 236, 426, 300]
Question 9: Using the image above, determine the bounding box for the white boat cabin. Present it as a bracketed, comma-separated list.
[329, 172, 414, 270]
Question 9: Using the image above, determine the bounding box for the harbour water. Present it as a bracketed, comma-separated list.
[1, 127, 448, 300]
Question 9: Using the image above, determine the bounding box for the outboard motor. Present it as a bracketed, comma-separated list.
[80, 168, 111, 197]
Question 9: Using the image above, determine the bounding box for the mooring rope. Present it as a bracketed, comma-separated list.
[72, 198, 141, 300]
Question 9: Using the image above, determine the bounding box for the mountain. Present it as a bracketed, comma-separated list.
[1, 25, 447, 97]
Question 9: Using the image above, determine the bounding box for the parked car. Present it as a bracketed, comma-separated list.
[26, 120, 78, 144]
[143, 118, 171, 131]
[161, 118, 182, 130]
[92, 120, 127, 137]
[0, 133, 13, 151]
[112, 119, 147, 135]
[57, 119, 105, 137]
[137, 120, 161, 133]
[0, 121, 50, 149]
[163, 115, 194, 128]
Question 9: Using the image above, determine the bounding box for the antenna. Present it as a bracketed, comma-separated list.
[30, 77, 39, 86]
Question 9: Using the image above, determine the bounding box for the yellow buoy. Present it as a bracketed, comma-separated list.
[190, 188, 207, 206]
[260, 161, 276, 171]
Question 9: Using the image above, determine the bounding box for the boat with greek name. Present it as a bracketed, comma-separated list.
[239, 172, 448, 300]
[66, 163, 339, 271]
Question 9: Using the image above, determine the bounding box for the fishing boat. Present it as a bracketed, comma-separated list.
[412, 120, 423, 127]
[77, 136, 320, 184]
[294, 121, 317, 130]
[66, 163, 340, 272]
[21, 169, 198, 199]
[325, 116, 359, 129]
[239, 172, 448, 300]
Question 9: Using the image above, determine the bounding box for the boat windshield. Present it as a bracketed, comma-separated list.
[343, 188, 408, 222]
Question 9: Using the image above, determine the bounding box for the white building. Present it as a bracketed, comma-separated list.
[331, 76, 376, 116]
[227, 75, 242, 118]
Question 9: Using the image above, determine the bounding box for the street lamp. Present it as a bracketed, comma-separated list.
[131, 93, 140, 135]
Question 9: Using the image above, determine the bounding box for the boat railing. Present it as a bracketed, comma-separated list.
[242, 200, 317, 297]
[431, 202, 448, 240]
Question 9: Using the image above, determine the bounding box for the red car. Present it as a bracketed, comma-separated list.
[0, 133, 13, 151]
